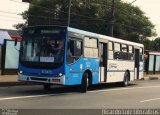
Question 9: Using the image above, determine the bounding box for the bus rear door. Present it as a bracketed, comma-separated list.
[135, 48, 140, 79]
[99, 41, 108, 82]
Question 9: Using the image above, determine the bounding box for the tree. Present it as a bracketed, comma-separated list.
[150, 38, 160, 51]
[142, 39, 152, 51]
[16, 0, 156, 44]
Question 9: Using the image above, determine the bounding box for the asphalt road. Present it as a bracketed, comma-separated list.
[0, 80, 160, 114]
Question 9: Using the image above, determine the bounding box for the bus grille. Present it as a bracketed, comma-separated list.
[30, 77, 48, 81]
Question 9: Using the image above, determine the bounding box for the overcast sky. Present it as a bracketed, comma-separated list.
[0, 0, 160, 38]
[123, 0, 160, 39]
[0, 0, 29, 30]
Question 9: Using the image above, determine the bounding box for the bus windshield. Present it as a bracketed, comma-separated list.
[20, 37, 64, 69]
[20, 26, 66, 69]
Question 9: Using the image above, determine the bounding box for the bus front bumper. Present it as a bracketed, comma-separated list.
[18, 74, 65, 85]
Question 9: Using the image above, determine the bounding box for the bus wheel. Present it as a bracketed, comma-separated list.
[122, 72, 129, 87]
[81, 72, 89, 93]
[43, 84, 51, 90]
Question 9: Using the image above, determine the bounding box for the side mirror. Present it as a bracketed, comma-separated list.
[14, 38, 18, 46]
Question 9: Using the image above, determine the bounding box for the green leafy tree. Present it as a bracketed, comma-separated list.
[15, 0, 156, 44]
[150, 38, 160, 51]
[115, 1, 156, 43]
[141, 39, 152, 50]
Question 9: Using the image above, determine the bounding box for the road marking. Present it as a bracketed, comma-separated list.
[89, 85, 160, 93]
[140, 98, 160, 103]
[0, 94, 58, 101]
[0, 85, 160, 101]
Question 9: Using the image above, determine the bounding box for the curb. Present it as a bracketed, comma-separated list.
[142, 76, 159, 80]
[0, 82, 37, 87]
[149, 77, 159, 80]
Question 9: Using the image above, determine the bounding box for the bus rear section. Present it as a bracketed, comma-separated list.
[98, 35, 144, 87]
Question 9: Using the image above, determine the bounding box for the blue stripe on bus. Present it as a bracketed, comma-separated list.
[107, 70, 143, 72]
[70, 70, 99, 73]
[69, 70, 143, 73]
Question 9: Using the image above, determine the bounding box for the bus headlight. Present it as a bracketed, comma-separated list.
[58, 73, 63, 77]
[19, 71, 23, 74]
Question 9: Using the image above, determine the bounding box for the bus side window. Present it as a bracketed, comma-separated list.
[67, 40, 74, 64]
[74, 41, 82, 56]
[140, 47, 143, 61]
[70, 40, 74, 56]
[128, 46, 134, 60]
[67, 39, 82, 64]
[114, 43, 121, 59]
[108, 42, 114, 60]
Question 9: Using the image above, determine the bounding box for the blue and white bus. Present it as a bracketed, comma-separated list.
[18, 25, 144, 92]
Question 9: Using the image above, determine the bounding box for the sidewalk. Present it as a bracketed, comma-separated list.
[0, 75, 27, 86]
[143, 74, 160, 80]
[0, 74, 160, 86]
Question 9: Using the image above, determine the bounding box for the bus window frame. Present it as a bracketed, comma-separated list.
[66, 37, 83, 65]
[83, 36, 99, 59]
[128, 45, 134, 61]
[140, 47, 144, 62]
[108, 41, 114, 60]
[109, 41, 135, 62]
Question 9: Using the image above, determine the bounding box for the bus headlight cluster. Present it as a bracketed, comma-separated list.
[58, 73, 63, 77]
[19, 71, 23, 74]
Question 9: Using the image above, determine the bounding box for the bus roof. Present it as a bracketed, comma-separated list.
[24, 25, 143, 48]
[68, 27, 144, 48]
[99, 35, 144, 47]
[68, 27, 99, 38]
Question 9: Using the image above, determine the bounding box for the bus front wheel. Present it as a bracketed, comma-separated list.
[81, 73, 89, 93]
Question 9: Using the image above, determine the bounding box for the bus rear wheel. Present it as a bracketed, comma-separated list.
[81, 73, 89, 93]
[43, 84, 51, 90]
[121, 72, 129, 87]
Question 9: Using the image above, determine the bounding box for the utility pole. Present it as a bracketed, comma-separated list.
[109, 0, 115, 37]
[68, 0, 71, 27]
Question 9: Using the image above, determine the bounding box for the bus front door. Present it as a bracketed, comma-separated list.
[135, 49, 140, 79]
[99, 42, 107, 82]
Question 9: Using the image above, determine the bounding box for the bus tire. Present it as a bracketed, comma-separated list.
[43, 84, 51, 90]
[122, 72, 129, 87]
[81, 72, 89, 93]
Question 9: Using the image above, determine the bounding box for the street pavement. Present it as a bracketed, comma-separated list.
[1, 75, 160, 115]
[0, 80, 160, 109]
[0, 73, 160, 86]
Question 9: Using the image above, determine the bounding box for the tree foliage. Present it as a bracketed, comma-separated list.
[150, 38, 160, 51]
[16, 0, 156, 44]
